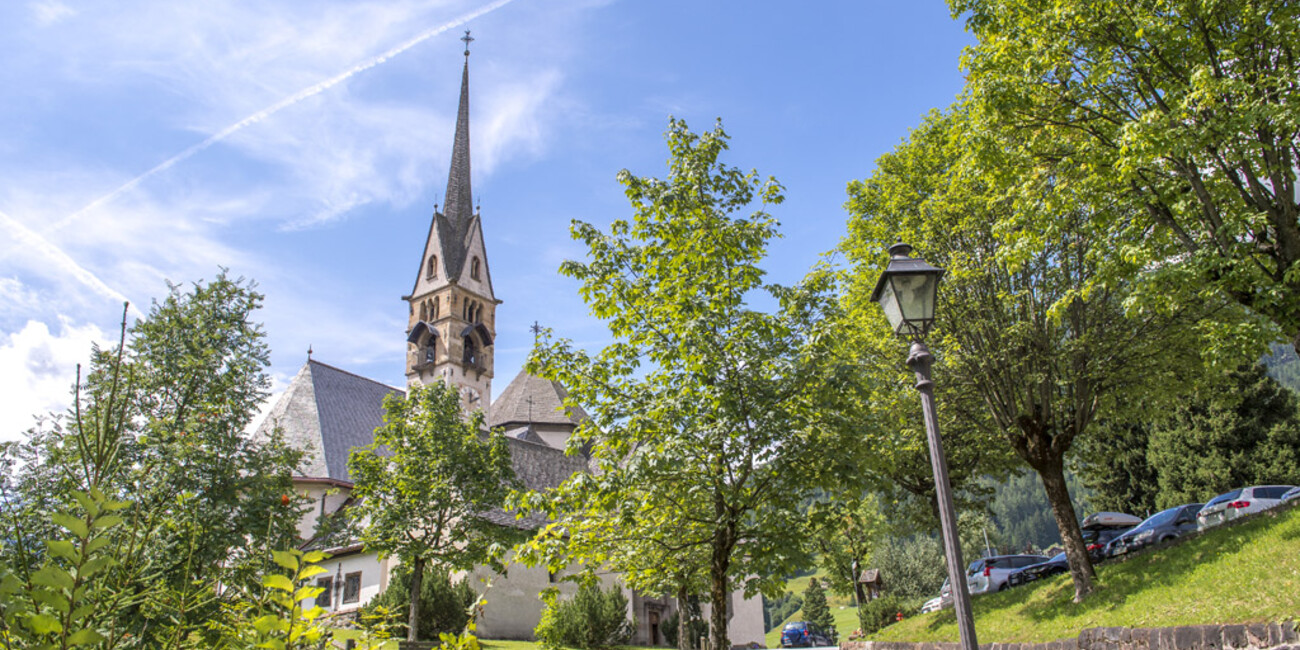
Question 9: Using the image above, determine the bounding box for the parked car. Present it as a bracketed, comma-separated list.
[920, 595, 943, 613]
[1080, 511, 1141, 560]
[1005, 552, 1069, 588]
[780, 621, 832, 648]
[1108, 503, 1203, 556]
[965, 554, 1049, 594]
[1282, 486, 1300, 503]
[1197, 485, 1296, 530]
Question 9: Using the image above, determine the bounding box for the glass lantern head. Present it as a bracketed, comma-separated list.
[869, 243, 945, 340]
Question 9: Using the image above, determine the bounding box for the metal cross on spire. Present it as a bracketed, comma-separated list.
[530, 320, 542, 345]
[461, 30, 474, 58]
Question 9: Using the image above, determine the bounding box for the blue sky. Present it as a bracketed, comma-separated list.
[0, 0, 973, 439]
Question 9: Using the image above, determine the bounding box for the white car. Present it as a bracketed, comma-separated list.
[1197, 485, 1295, 529]
[1282, 486, 1300, 503]
[920, 596, 943, 613]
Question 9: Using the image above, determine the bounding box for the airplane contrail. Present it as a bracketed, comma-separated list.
[0, 209, 132, 306]
[47, 0, 516, 233]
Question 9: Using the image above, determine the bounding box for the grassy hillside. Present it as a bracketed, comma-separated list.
[763, 569, 862, 647]
[872, 504, 1300, 643]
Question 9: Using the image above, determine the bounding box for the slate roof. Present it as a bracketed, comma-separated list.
[256, 360, 403, 482]
[484, 436, 589, 529]
[489, 369, 589, 429]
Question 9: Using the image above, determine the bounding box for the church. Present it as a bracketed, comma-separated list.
[254, 34, 765, 646]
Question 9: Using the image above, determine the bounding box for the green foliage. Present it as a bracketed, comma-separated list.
[348, 380, 515, 639]
[955, 0, 1300, 352]
[762, 593, 803, 632]
[534, 583, 634, 650]
[1076, 420, 1161, 516]
[985, 471, 1091, 551]
[661, 598, 706, 650]
[801, 579, 836, 643]
[871, 536, 945, 603]
[856, 593, 912, 636]
[519, 118, 843, 650]
[360, 565, 475, 641]
[1148, 364, 1300, 507]
[810, 494, 887, 603]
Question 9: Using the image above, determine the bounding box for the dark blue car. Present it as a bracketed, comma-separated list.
[780, 621, 832, 648]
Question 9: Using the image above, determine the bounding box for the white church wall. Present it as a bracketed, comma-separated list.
[307, 551, 389, 617]
[291, 479, 353, 541]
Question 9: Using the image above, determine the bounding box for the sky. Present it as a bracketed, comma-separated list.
[0, 0, 974, 440]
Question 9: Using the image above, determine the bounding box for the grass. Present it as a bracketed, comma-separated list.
[763, 569, 862, 647]
[871, 504, 1300, 643]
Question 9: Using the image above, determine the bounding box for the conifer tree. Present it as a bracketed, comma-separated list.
[802, 578, 836, 643]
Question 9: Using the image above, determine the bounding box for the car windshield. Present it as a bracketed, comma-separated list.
[1133, 507, 1180, 531]
[783, 623, 806, 631]
[966, 559, 985, 575]
[1206, 489, 1243, 506]
[1049, 552, 1066, 563]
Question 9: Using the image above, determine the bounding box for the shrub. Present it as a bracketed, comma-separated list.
[535, 582, 635, 650]
[857, 594, 908, 635]
[360, 565, 475, 641]
[662, 599, 708, 650]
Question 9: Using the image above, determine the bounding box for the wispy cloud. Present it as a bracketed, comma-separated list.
[46, 0, 518, 235]
[27, 0, 75, 26]
[0, 318, 106, 441]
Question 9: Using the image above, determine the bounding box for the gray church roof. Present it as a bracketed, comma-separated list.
[256, 360, 403, 483]
[489, 369, 589, 429]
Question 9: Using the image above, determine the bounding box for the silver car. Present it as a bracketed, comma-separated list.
[965, 554, 1048, 594]
[1197, 485, 1295, 530]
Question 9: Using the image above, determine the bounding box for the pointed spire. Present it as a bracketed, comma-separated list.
[442, 31, 473, 227]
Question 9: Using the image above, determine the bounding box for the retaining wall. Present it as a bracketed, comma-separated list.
[844, 621, 1298, 650]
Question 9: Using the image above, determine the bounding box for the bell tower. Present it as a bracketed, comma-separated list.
[403, 31, 497, 410]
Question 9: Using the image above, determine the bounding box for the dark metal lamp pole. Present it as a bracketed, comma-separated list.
[870, 243, 977, 650]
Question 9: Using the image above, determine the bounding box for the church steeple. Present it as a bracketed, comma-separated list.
[443, 31, 474, 230]
[404, 31, 498, 411]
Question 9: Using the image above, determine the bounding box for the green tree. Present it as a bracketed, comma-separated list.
[870, 535, 944, 602]
[347, 381, 516, 642]
[522, 118, 839, 650]
[840, 107, 1210, 600]
[1149, 363, 1300, 506]
[955, 0, 1300, 352]
[810, 494, 887, 606]
[1076, 420, 1161, 516]
[801, 578, 836, 643]
[360, 565, 474, 642]
[985, 470, 1091, 551]
[1, 273, 305, 646]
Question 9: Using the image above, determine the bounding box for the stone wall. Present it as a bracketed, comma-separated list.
[843, 621, 1298, 650]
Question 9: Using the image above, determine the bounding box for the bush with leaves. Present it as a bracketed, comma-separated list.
[535, 582, 634, 650]
[662, 599, 707, 650]
[856, 594, 912, 636]
[360, 565, 474, 641]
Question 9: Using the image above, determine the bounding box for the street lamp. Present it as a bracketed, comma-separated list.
[870, 242, 977, 650]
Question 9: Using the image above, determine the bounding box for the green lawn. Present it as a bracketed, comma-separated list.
[871, 504, 1300, 643]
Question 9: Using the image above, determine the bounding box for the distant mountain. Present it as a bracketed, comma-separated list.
[1263, 343, 1300, 393]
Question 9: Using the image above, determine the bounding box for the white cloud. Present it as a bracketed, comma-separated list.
[0, 318, 106, 442]
[28, 0, 75, 26]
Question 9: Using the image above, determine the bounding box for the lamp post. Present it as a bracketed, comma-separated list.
[870, 242, 977, 650]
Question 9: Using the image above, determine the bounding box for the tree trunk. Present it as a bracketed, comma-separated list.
[677, 583, 690, 650]
[708, 516, 735, 650]
[1035, 458, 1094, 601]
[407, 556, 424, 642]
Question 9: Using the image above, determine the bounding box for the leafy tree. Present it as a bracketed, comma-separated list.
[840, 106, 1212, 601]
[521, 118, 840, 650]
[761, 593, 802, 632]
[347, 381, 516, 642]
[1, 273, 305, 646]
[1075, 420, 1161, 516]
[801, 578, 836, 643]
[810, 494, 887, 605]
[1149, 363, 1300, 507]
[360, 565, 474, 642]
[870, 535, 944, 602]
[955, 0, 1300, 352]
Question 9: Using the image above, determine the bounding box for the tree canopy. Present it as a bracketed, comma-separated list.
[348, 381, 516, 641]
[520, 118, 841, 650]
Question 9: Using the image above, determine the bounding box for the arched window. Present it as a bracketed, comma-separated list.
[432, 298, 440, 319]
[427, 256, 438, 279]
[419, 301, 427, 321]
[463, 336, 479, 367]
[471, 257, 481, 281]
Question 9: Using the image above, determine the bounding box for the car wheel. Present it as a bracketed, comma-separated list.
[998, 583, 1008, 592]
